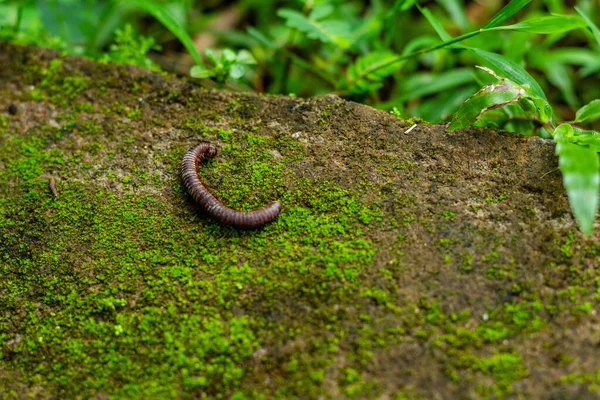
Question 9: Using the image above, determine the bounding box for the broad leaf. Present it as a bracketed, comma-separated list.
[229, 64, 245, 80]
[571, 128, 600, 149]
[574, 99, 600, 123]
[236, 50, 256, 65]
[190, 66, 215, 79]
[554, 124, 600, 236]
[447, 66, 551, 133]
[466, 47, 547, 102]
[448, 81, 524, 131]
[474, 100, 537, 135]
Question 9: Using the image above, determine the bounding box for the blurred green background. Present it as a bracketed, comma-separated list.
[1, 0, 599, 127]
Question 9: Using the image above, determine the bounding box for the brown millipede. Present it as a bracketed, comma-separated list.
[49, 176, 58, 197]
[181, 142, 282, 228]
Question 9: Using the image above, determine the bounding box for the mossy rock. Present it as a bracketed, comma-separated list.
[1, 41, 599, 399]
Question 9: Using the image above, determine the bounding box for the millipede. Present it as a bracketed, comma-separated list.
[181, 142, 282, 229]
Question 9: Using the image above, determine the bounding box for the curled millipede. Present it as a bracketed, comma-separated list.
[49, 176, 58, 197]
[181, 143, 282, 229]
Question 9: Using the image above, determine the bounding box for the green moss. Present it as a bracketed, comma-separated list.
[485, 192, 506, 204]
[30, 59, 90, 106]
[0, 123, 382, 397]
[126, 106, 141, 118]
[560, 368, 600, 393]
[560, 230, 575, 258]
[474, 352, 528, 397]
[392, 161, 414, 170]
[319, 111, 331, 124]
[460, 253, 473, 272]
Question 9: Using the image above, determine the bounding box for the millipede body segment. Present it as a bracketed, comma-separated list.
[181, 143, 282, 229]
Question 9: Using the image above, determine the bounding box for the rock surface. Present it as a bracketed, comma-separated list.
[1, 41, 599, 399]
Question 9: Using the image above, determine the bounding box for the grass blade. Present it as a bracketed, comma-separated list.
[418, 5, 452, 41]
[575, 6, 600, 47]
[128, 0, 203, 67]
[465, 47, 547, 101]
[482, 0, 532, 29]
[493, 15, 587, 34]
[438, 0, 469, 31]
[247, 26, 279, 49]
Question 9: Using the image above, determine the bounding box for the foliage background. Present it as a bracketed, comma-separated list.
[1, 0, 598, 124]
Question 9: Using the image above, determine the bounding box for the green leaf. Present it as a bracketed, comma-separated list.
[190, 65, 214, 79]
[419, 6, 452, 41]
[390, 0, 416, 13]
[246, 27, 279, 49]
[395, 68, 474, 102]
[472, 98, 536, 133]
[437, 0, 469, 31]
[580, 60, 600, 78]
[401, 35, 441, 55]
[554, 124, 600, 236]
[574, 99, 600, 123]
[465, 47, 547, 101]
[575, 6, 600, 47]
[236, 49, 256, 65]
[448, 80, 524, 131]
[277, 8, 351, 49]
[129, 0, 203, 67]
[493, 15, 587, 34]
[571, 128, 600, 149]
[413, 84, 478, 122]
[482, 0, 532, 29]
[229, 64, 245, 80]
[309, 3, 334, 20]
[347, 51, 401, 93]
[527, 95, 553, 124]
[222, 48, 236, 63]
[543, 62, 577, 108]
[536, 48, 600, 66]
[554, 122, 575, 141]
[204, 48, 219, 65]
